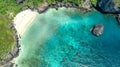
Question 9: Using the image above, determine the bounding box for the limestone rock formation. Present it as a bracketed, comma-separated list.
[3, 62, 13, 67]
[91, 24, 104, 36]
[116, 14, 120, 24]
[83, 0, 92, 10]
[96, 0, 120, 13]
[37, 2, 49, 13]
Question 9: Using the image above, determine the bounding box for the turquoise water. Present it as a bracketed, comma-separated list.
[17, 8, 120, 67]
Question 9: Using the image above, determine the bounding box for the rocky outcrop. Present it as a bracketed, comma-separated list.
[4, 53, 13, 62]
[37, 2, 80, 13]
[0, 22, 20, 66]
[90, 24, 104, 36]
[82, 0, 92, 11]
[29, 1, 92, 14]
[37, 2, 49, 13]
[3, 62, 13, 67]
[49, 2, 92, 12]
[50, 2, 78, 10]
[16, 0, 24, 4]
[116, 14, 120, 25]
[10, 47, 19, 57]
[95, 0, 120, 14]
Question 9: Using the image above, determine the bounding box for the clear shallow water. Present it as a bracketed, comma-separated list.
[17, 8, 120, 67]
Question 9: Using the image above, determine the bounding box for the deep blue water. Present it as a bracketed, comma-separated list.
[17, 8, 120, 67]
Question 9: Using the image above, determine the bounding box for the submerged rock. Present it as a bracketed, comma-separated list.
[91, 24, 104, 36]
[96, 0, 120, 13]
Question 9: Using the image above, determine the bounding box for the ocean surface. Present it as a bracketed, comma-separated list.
[16, 7, 120, 67]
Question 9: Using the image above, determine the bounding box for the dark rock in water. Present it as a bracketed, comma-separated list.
[3, 62, 13, 67]
[57, 3, 61, 7]
[16, 0, 24, 4]
[65, 3, 70, 8]
[96, 0, 120, 14]
[91, 24, 104, 36]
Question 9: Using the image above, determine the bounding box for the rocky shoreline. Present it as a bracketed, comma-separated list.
[22, 1, 120, 25]
[35, 1, 92, 14]
[50, 2, 91, 12]
[0, 22, 21, 67]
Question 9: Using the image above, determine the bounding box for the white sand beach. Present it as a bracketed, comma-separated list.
[13, 9, 38, 36]
[10, 9, 38, 67]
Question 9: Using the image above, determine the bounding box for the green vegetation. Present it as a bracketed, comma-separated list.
[0, 0, 44, 17]
[114, 0, 120, 8]
[0, 0, 44, 60]
[90, 0, 97, 5]
[0, 15, 14, 60]
[0, 0, 98, 16]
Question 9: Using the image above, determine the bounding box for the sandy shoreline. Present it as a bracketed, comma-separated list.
[11, 9, 38, 67]
[13, 9, 38, 36]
